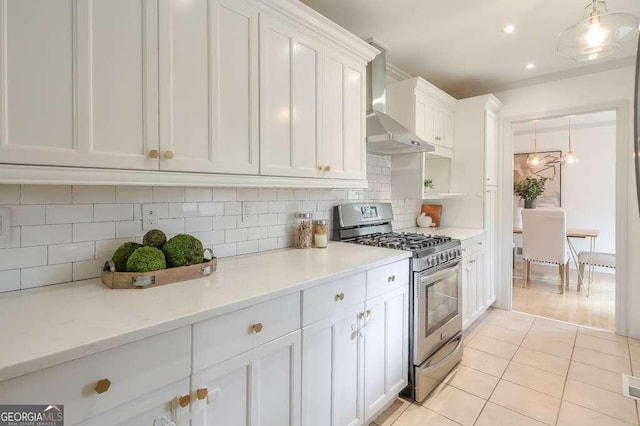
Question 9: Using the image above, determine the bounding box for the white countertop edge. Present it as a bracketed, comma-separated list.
[0, 247, 411, 382]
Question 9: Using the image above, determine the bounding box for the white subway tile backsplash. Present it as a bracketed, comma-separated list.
[116, 186, 153, 203]
[184, 187, 213, 202]
[224, 202, 242, 215]
[94, 204, 133, 222]
[0, 270, 20, 292]
[0, 154, 422, 292]
[21, 224, 72, 247]
[157, 218, 185, 235]
[0, 246, 47, 271]
[0, 227, 20, 249]
[185, 217, 213, 233]
[237, 240, 259, 255]
[213, 242, 236, 258]
[258, 238, 278, 251]
[46, 204, 93, 224]
[153, 187, 185, 202]
[212, 215, 236, 230]
[247, 226, 268, 240]
[198, 202, 224, 217]
[95, 239, 131, 259]
[0, 185, 20, 204]
[73, 259, 107, 281]
[168, 203, 198, 218]
[48, 242, 95, 264]
[212, 188, 236, 201]
[237, 188, 258, 201]
[115, 221, 144, 239]
[74, 222, 115, 242]
[5, 205, 45, 226]
[21, 263, 72, 289]
[225, 228, 247, 243]
[73, 186, 116, 204]
[22, 185, 72, 205]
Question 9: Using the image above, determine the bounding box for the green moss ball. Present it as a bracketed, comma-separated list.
[143, 229, 167, 249]
[162, 234, 204, 268]
[126, 246, 167, 273]
[111, 242, 143, 272]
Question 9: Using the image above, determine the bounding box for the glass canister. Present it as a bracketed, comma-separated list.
[294, 212, 313, 249]
[313, 219, 328, 248]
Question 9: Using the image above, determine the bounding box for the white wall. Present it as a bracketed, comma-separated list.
[513, 121, 617, 265]
[494, 65, 637, 336]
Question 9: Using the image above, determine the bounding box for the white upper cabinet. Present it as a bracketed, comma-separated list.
[259, 15, 321, 178]
[0, 0, 159, 170]
[159, 0, 259, 174]
[386, 77, 456, 158]
[322, 52, 367, 180]
[484, 109, 499, 186]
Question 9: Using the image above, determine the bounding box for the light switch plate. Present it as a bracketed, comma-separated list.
[0, 208, 10, 243]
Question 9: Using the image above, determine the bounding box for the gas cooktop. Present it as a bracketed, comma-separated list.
[353, 232, 452, 251]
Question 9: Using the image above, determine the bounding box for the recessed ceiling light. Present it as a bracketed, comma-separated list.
[526, 63, 535, 69]
[503, 24, 516, 34]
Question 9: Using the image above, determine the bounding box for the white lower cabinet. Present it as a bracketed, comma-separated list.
[302, 303, 365, 426]
[461, 235, 491, 329]
[192, 330, 301, 426]
[363, 285, 409, 421]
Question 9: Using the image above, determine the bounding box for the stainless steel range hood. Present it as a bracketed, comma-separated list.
[366, 41, 434, 155]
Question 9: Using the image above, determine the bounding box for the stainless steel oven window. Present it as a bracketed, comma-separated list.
[424, 269, 459, 337]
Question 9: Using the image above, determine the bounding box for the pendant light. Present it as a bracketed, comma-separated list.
[563, 116, 577, 164]
[526, 121, 545, 167]
[557, 0, 638, 61]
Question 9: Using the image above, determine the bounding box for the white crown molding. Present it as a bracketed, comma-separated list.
[456, 55, 636, 98]
[386, 62, 412, 82]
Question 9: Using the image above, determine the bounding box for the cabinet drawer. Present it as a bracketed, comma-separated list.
[0, 327, 191, 425]
[302, 272, 366, 326]
[461, 234, 485, 257]
[193, 292, 300, 372]
[366, 259, 410, 298]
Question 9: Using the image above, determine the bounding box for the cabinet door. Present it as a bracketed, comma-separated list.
[484, 109, 498, 185]
[0, 0, 159, 170]
[259, 15, 321, 178]
[158, 0, 259, 174]
[302, 304, 364, 426]
[476, 250, 486, 312]
[463, 256, 478, 326]
[192, 331, 301, 426]
[322, 52, 366, 180]
[78, 378, 189, 426]
[414, 96, 428, 141]
[433, 107, 445, 146]
[444, 109, 455, 149]
[363, 285, 409, 421]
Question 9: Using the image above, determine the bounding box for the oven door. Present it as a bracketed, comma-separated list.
[414, 261, 462, 365]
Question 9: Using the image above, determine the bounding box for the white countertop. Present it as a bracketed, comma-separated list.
[398, 226, 485, 240]
[0, 243, 410, 382]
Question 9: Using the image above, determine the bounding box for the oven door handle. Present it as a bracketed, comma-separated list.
[419, 262, 460, 286]
[422, 334, 463, 369]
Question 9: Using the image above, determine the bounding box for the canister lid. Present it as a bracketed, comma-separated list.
[295, 212, 313, 219]
[313, 219, 327, 225]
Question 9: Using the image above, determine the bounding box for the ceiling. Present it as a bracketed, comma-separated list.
[300, 0, 640, 98]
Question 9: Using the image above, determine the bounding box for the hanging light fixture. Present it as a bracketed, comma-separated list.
[557, 0, 638, 61]
[526, 121, 546, 167]
[563, 116, 577, 164]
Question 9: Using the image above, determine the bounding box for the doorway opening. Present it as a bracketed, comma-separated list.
[510, 110, 617, 330]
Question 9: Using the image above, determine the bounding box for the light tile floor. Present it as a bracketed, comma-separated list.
[372, 309, 640, 426]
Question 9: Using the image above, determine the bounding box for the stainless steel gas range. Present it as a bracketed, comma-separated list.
[334, 202, 463, 402]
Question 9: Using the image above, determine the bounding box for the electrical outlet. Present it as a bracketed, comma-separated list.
[0, 208, 10, 243]
[142, 205, 159, 230]
[242, 202, 250, 222]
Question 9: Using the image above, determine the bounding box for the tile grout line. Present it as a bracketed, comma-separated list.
[552, 325, 577, 426]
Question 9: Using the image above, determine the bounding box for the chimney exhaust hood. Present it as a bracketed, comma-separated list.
[366, 40, 434, 155]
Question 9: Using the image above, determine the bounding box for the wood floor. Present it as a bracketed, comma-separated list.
[512, 262, 615, 330]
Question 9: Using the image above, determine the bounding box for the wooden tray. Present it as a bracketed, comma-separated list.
[101, 258, 217, 289]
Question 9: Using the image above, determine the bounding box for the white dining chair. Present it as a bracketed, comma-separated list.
[521, 208, 569, 294]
